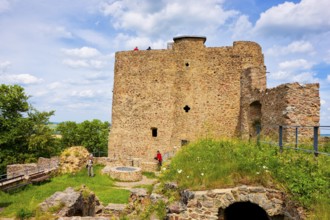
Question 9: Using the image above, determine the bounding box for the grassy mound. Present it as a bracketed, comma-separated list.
[160, 139, 330, 217]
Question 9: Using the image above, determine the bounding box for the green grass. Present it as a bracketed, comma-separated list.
[160, 139, 330, 217]
[142, 171, 157, 179]
[0, 165, 130, 217]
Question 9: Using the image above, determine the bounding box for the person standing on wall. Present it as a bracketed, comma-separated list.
[87, 154, 94, 177]
[154, 150, 162, 166]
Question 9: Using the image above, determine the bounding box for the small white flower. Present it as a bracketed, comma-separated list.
[187, 175, 189, 178]
[201, 173, 204, 176]
[177, 169, 182, 174]
[265, 170, 270, 173]
[162, 167, 166, 171]
[262, 165, 268, 169]
[256, 172, 260, 175]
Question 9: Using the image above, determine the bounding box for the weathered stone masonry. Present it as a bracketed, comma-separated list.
[108, 36, 320, 162]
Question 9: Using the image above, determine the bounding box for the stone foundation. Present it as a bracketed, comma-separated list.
[140, 161, 159, 172]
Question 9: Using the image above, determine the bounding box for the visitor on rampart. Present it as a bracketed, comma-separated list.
[154, 150, 162, 166]
[133, 46, 139, 51]
[87, 154, 94, 177]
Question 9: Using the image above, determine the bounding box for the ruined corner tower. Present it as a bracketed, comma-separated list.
[108, 36, 320, 162]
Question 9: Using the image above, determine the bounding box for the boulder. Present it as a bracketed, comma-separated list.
[38, 186, 100, 217]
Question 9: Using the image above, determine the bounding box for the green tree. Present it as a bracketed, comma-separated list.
[56, 121, 80, 147]
[56, 120, 109, 155]
[78, 119, 109, 154]
[0, 84, 56, 173]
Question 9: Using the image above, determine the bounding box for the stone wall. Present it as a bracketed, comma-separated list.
[7, 156, 59, 178]
[167, 186, 305, 220]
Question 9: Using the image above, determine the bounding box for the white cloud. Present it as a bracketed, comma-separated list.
[0, 60, 11, 72]
[62, 47, 100, 58]
[327, 75, 330, 82]
[269, 71, 318, 84]
[70, 89, 105, 99]
[100, 0, 238, 38]
[1, 73, 43, 85]
[266, 41, 314, 56]
[0, 0, 10, 13]
[62, 59, 90, 68]
[321, 99, 326, 105]
[62, 59, 106, 69]
[278, 59, 313, 71]
[48, 82, 64, 90]
[255, 0, 330, 36]
[231, 15, 253, 39]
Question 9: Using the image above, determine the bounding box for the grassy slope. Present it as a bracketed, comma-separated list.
[160, 139, 330, 218]
[0, 165, 130, 217]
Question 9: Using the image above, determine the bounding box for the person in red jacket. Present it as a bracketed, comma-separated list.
[154, 150, 162, 166]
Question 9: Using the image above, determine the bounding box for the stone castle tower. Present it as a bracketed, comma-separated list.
[108, 36, 320, 162]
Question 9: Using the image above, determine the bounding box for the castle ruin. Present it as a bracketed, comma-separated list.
[108, 36, 320, 162]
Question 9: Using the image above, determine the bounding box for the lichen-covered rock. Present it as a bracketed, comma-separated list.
[38, 186, 100, 217]
[59, 146, 90, 174]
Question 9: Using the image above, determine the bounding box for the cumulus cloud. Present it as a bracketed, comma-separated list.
[231, 15, 253, 39]
[321, 99, 326, 105]
[278, 59, 313, 71]
[62, 47, 100, 58]
[269, 71, 318, 83]
[1, 73, 43, 85]
[62, 59, 105, 69]
[266, 41, 315, 56]
[100, 0, 238, 38]
[255, 0, 330, 36]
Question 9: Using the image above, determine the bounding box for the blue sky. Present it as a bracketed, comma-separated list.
[0, 0, 329, 126]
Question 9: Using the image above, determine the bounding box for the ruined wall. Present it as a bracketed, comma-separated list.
[167, 186, 305, 220]
[109, 37, 265, 162]
[240, 66, 320, 142]
[262, 83, 320, 141]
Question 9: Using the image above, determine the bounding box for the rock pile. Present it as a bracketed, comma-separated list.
[59, 146, 90, 174]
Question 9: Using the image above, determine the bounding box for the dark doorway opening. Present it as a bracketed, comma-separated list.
[249, 101, 262, 137]
[151, 127, 158, 137]
[221, 202, 270, 220]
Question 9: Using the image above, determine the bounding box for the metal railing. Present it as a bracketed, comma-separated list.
[257, 125, 330, 157]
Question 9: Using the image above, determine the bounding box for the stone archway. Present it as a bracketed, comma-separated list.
[221, 201, 270, 220]
[167, 186, 304, 220]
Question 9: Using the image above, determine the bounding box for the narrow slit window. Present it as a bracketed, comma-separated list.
[151, 127, 158, 137]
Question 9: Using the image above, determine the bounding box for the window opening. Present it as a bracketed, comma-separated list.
[151, 127, 158, 137]
[183, 105, 191, 112]
[185, 62, 190, 67]
[181, 140, 189, 146]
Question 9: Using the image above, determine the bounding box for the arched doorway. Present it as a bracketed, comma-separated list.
[221, 202, 270, 220]
[249, 101, 262, 137]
